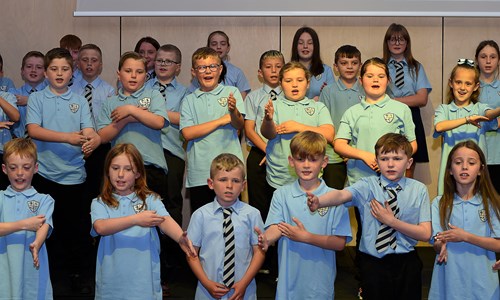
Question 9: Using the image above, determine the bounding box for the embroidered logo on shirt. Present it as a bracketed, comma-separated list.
[133, 203, 145, 214]
[69, 103, 79, 113]
[138, 97, 151, 109]
[27, 200, 40, 213]
[383, 113, 394, 123]
[315, 74, 322, 80]
[479, 209, 486, 222]
[305, 107, 315, 116]
[218, 97, 228, 107]
[317, 207, 329, 216]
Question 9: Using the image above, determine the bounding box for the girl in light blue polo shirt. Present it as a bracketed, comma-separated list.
[475, 40, 500, 194]
[91, 144, 196, 300]
[434, 60, 500, 194]
[429, 141, 500, 300]
[290, 26, 334, 100]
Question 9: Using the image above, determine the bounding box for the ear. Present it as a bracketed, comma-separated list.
[258, 68, 263, 79]
[2, 164, 6, 175]
[134, 171, 140, 180]
[241, 179, 247, 192]
[321, 155, 329, 169]
[406, 157, 414, 170]
[44, 71, 48, 79]
[288, 155, 295, 168]
[473, 82, 480, 91]
[191, 68, 196, 78]
[207, 178, 214, 190]
[116, 70, 120, 81]
[333, 63, 339, 74]
[448, 78, 453, 89]
[34, 163, 39, 174]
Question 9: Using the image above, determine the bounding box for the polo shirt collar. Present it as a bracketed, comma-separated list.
[42, 85, 72, 100]
[113, 192, 139, 202]
[4, 186, 37, 197]
[263, 84, 282, 95]
[388, 57, 408, 66]
[81, 77, 103, 89]
[211, 198, 242, 216]
[282, 97, 310, 106]
[290, 178, 327, 198]
[453, 193, 481, 206]
[360, 94, 391, 109]
[449, 101, 473, 113]
[194, 84, 224, 98]
[336, 77, 361, 92]
[118, 85, 146, 101]
[480, 79, 500, 89]
[379, 175, 407, 191]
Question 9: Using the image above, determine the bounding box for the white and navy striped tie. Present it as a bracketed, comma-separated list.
[270, 89, 278, 101]
[85, 83, 93, 116]
[222, 208, 235, 287]
[394, 61, 404, 89]
[159, 83, 167, 100]
[375, 184, 402, 252]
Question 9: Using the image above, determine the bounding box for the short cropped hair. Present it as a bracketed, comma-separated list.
[259, 50, 285, 69]
[118, 51, 146, 70]
[158, 44, 182, 64]
[279, 61, 311, 82]
[59, 34, 82, 50]
[44, 48, 73, 70]
[22, 51, 44, 69]
[290, 131, 327, 159]
[374, 133, 412, 158]
[191, 47, 221, 68]
[334, 45, 362, 64]
[3, 138, 37, 163]
[210, 153, 246, 180]
[79, 44, 103, 58]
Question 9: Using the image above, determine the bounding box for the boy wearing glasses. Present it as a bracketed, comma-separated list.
[180, 47, 245, 213]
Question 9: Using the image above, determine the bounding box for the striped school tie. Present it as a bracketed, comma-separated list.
[159, 83, 167, 100]
[394, 61, 404, 89]
[29, 88, 36, 94]
[85, 84, 93, 116]
[375, 183, 402, 252]
[222, 208, 235, 287]
[270, 89, 278, 101]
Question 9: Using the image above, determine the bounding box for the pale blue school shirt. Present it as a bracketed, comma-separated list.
[429, 194, 500, 300]
[307, 64, 334, 99]
[26, 86, 93, 184]
[9, 81, 48, 138]
[0, 186, 54, 300]
[265, 179, 352, 299]
[91, 193, 168, 300]
[479, 79, 500, 165]
[0, 91, 18, 152]
[70, 76, 115, 127]
[187, 198, 264, 300]
[335, 94, 416, 185]
[433, 102, 497, 195]
[0, 77, 15, 92]
[346, 175, 431, 258]
[319, 78, 364, 163]
[180, 84, 245, 188]
[97, 85, 169, 172]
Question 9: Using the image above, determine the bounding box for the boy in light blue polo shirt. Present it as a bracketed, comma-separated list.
[308, 133, 431, 300]
[26, 47, 99, 292]
[9, 51, 47, 139]
[180, 47, 244, 214]
[0, 138, 54, 300]
[97, 51, 169, 204]
[0, 90, 20, 189]
[187, 153, 265, 300]
[0, 54, 15, 92]
[262, 131, 351, 299]
[319, 45, 364, 190]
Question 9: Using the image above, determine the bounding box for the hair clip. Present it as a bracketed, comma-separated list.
[457, 58, 475, 67]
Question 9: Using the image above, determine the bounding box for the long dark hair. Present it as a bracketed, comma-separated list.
[290, 27, 325, 76]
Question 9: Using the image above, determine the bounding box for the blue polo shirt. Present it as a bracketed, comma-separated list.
[479, 79, 500, 165]
[70, 76, 115, 127]
[26, 86, 94, 184]
[9, 81, 48, 138]
[0, 91, 18, 152]
[307, 64, 334, 99]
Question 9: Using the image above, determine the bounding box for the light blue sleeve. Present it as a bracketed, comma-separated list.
[430, 196, 443, 244]
[179, 94, 196, 130]
[433, 104, 448, 138]
[415, 63, 432, 93]
[90, 198, 110, 237]
[26, 93, 43, 125]
[335, 106, 356, 141]
[187, 209, 204, 247]
[264, 189, 285, 228]
[401, 104, 416, 141]
[330, 204, 353, 243]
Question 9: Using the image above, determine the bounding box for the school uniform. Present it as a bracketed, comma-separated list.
[71, 76, 115, 126]
[479, 79, 500, 192]
[0, 91, 18, 153]
[0, 186, 54, 300]
[387, 58, 432, 162]
[433, 102, 497, 194]
[319, 78, 364, 189]
[336, 94, 416, 185]
[189, 61, 251, 95]
[187, 199, 264, 300]
[9, 81, 48, 138]
[306, 64, 334, 99]
[91, 193, 168, 300]
[27, 86, 93, 184]
[346, 175, 430, 299]
[0, 76, 15, 92]
[265, 179, 352, 299]
[244, 85, 282, 220]
[265, 96, 333, 189]
[429, 194, 500, 300]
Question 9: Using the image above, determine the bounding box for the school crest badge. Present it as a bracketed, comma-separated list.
[133, 203, 145, 214]
[383, 113, 394, 123]
[27, 200, 40, 213]
[315, 74, 322, 80]
[479, 209, 486, 222]
[138, 97, 151, 109]
[218, 97, 228, 107]
[69, 103, 79, 113]
[317, 207, 329, 217]
[305, 107, 315, 116]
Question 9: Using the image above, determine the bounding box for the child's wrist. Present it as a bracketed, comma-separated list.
[465, 116, 470, 124]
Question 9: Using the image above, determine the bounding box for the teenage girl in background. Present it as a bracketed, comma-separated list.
[433, 59, 500, 195]
[475, 40, 500, 194]
[429, 141, 500, 299]
[290, 26, 334, 100]
[383, 23, 432, 178]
